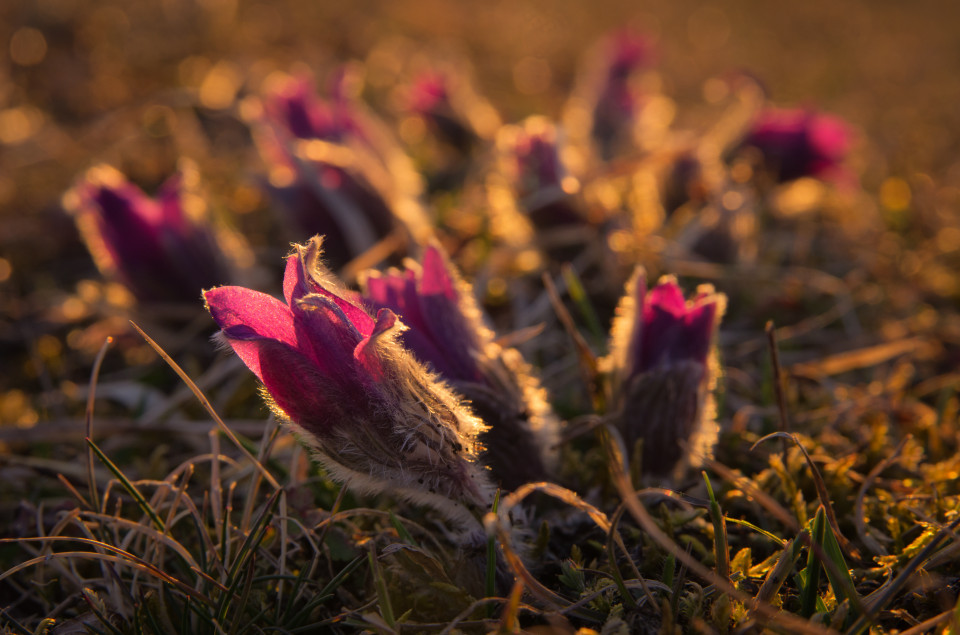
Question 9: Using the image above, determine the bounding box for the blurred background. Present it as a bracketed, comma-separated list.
[2, 0, 959, 425]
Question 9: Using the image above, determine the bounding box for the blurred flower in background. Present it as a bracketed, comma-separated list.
[205, 237, 495, 527]
[63, 161, 251, 306]
[605, 269, 725, 480]
[590, 30, 656, 161]
[491, 117, 591, 262]
[740, 107, 853, 183]
[362, 243, 559, 490]
[246, 69, 430, 270]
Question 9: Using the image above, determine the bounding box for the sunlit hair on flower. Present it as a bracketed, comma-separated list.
[204, 236, 495, 528]
[604, 268, 726, 480]
[362, 243, 559, 490]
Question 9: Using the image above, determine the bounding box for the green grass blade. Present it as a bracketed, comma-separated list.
[86, 437, 166, 533]
[800, 507, 826, 618]
[389, 511, 418, 547]
[703, 472, 730, 582]
[368, 547, 395, 629]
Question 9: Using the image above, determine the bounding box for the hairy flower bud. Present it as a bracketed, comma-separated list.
[204, 237, 494, 527]
[362, 244, 559, 490]
[63, 163, 235, 305]
[605, 269, 725, 479]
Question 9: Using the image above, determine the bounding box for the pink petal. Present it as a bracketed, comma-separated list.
[420, 245, 458, 301]
[203, 286, 297, 356]
[293, 294, 365, 378]
[353, 308, 401, 380]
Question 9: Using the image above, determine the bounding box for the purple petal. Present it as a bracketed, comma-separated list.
[256, 339, 340, 436]
[292, 294, 365, 381]
[282, 240, 376, 336]
[353, 308, 402, 381]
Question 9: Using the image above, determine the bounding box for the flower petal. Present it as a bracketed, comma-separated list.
[204, 286, 298, 380]
[283, 238, 376, 335]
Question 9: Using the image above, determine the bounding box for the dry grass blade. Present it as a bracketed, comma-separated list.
[130, 321, 280, 490]
[790, 338, 935, 378]
[894, 608, 955, 635]
[0, 549, 214, 603]
[765, 321, 790, 433]
[85, 336, 113, 512]
[484, 481, 618, 612]
[851, 515, 960, 633]
[601, 428, 836, 635]
[541, 272, 601, 406]
[755, 534, 804, 604]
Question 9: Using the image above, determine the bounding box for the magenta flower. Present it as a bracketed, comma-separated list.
[591, 30, 654, 160]
[204, 237, 494, 526]
[606, 269, 725, 478]
[362, 244, 558, 490]
[63, 164, 231, 305]
[742, 107, 852, 183]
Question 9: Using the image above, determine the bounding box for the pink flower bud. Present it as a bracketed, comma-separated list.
[606, 269, 725, 478]
[743, 107, 852, 183]
[204, 237, 495, 526]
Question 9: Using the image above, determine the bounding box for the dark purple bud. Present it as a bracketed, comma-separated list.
[64, 165, 231, 305]
[362, 244, 559, 490]
[499, 117, 586, 232]
[591, 30, 655, 160]
[607, 269, 725, 479]
[406, 72, 477, 153]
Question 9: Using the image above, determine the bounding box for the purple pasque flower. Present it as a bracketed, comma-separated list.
[252, 70, 430, 269]
[742, 107, 852, 183]
[204, 236, 495, 526]
[605, 268, 725, 478]
[362, 244, 559, 490]
[591, 30, 654, 160]
[63, 164, 231, 304]
[499, 117, 585, 231]
[405, 72, 476, 153]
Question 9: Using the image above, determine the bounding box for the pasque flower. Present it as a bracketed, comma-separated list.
[362, 244, 558, 490]
[63, 164, 232, 304]
[204, 237, 494, 526]
[251, 71, 428, 269]
[742, 107, 852, 183]
[498, 117, 585, 232]
[605, 269, 725, 479]
[406, 72, 477, 154]
[590, 30, 654, 160]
